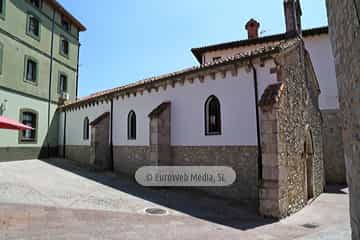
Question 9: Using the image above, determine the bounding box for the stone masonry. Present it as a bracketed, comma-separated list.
[326, 1, 360, 239]
[322, 109, 346, 184]
[259, 40, 324, 218]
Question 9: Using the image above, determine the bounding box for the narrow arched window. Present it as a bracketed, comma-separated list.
[128, 111, 136, 140]
[205, 95, 221, 135]
[83, 117, 89, 140]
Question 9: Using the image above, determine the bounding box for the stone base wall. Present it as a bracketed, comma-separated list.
[113, 146, 152, 176]
[322, 109, 346, 184]
[0, 147, 58, 161]
[65, 145, 91, 166]
[172, 146, 259, 204]
[112, 145, 259, 204]
[326, 1, 360, 239]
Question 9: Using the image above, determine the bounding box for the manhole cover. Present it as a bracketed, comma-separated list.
[145, 208, 167, 215]
[301, 223, 319, 229]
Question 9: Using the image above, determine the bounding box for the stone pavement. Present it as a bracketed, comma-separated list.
[0, 159, 351, 239]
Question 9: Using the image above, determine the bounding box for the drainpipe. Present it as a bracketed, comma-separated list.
[110, 99, 114, 170]
[63, 111, 67, 158]
[47, 8, 56, 157]
[250, 61, 263, 182]
[75, 43, 81, 99]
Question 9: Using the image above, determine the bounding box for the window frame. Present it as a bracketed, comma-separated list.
[83, 117, 89, 140]
[26, 12, 41, 41]
[204, 95, 222, 136]
[58, 72, 68, 94]
[127, 110, 136, 140]
[24, 56, 38, 85]
[24, 55, 39, 85]
[19, 109, 38, 144]
[61, 16, 71, 33]
[0, 0, 6, 20]
[59, 35, 70, 58]
[27, 0, 42, 9]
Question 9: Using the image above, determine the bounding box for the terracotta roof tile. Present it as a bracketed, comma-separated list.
[60, 38, 300, 110]
[191, 26, 328, 63]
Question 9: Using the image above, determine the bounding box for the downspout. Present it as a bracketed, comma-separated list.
[110, 99, 114, 170]
[250, 61, 263, 182]
[63, 111, 67, 158]
[75, 43, 81, 99]
[47, 8, 56, 157]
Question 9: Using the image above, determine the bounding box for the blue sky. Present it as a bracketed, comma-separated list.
[58, 0, 328, 97]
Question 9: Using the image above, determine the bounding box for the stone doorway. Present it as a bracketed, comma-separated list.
[90, 112, 112, 171]
[304, 128, 314, 201]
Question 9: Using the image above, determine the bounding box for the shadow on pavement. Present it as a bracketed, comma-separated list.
[41, 158, 276, 230]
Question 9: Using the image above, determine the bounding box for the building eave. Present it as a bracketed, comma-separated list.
[59, 38, 301, 111]
[191, 26, 328, 63]
[46, 0, 86, 31]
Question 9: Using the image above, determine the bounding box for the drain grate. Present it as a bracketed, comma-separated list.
[301, 223, 319, 229]
[145, 207, 167, 215]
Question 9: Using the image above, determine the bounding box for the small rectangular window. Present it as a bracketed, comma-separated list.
[29, 0, 41, 9]
[20, 110, 37, 143]
[27, 14, 40, 40]
[60, 37, 69, 57]
[59, 73, 68, 93]
[61, 17, 71, 32]
[0, 0, 5, 18]
[25, 58, 37, 82]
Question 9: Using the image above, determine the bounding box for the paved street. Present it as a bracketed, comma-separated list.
[0, 159, 351, 239]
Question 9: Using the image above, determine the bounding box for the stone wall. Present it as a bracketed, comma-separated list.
[65, 145, 91, 166]
[113, 145, 258, 204]
[326, 1, 360, 239]
[0, 147, 58, 161]
[259, 41, 324, 218]
[172, 146, 259, 205]
[113, 146, 152, 176]
[279, 44, 324, 216]
[322, 109, 346, 184]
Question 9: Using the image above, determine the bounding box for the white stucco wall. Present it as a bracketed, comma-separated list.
[63, 102, 110, 146]
[62, 61, 277, 147]
[112, 62, 276, 147]
[201, 34, 339, 110]
[303, 35, 339, 109]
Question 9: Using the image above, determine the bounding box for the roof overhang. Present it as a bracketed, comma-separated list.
[46, 0, 86, 32]
[191, 26, 328, 64]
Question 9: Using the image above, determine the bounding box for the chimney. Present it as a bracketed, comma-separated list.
[245, 19, 260, 39]
[284, 0, 303, 37]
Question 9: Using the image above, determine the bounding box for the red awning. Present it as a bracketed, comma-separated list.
[0, 116, 34, 130]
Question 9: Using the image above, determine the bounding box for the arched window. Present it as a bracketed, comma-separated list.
[128, 111, 136, 140]
[83, 117, 89, 140]
[205, 95, 221, 135]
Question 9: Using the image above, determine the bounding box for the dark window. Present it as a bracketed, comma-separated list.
[128, 111, 136, 140]
[28, 16, 39, 37]
[0, 0, 4, 16]
[29, 0, 40, 8]
[59, 73, 67, 93]
[205, 95, 221, 135]
[60, 38, 69, 56]
[83, 117, 89, 140]
[61, 17, 70, 32]
[20, 111, 37, 142]
[26, 59, 37, 82]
